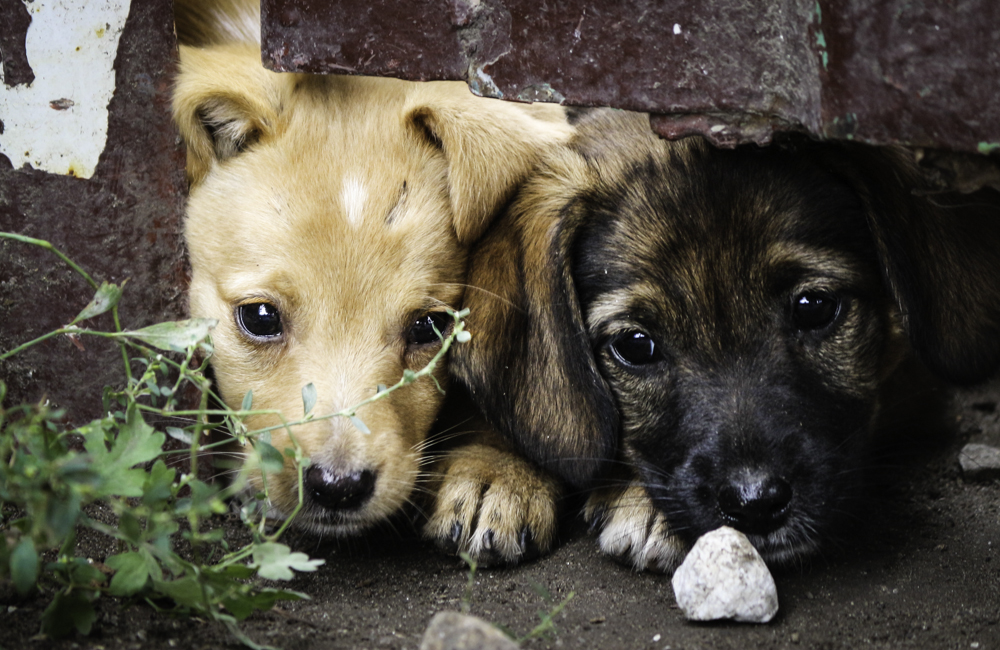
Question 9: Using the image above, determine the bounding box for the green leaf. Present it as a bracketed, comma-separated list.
[106, 552, 151, 596]
[10, 537, 38, 595]
[41, 590, 98, 638]
[86, 404, 166, 497]
[241, 390, 254, 412]
[249, 588, 310, 609]
[140, 548, 164, 582]
[142, 459, 176, 507]
[165, 426, 192, 444]
[222, 586, 309, 621]
[114, 318, 217, 353]
[301, 383, 317, 416]
[67, 558, 106, 586]
[255, 440, 285, 475]
[189, 479, 227, 515]
[349, 415, 370, 435]
[118, 510, 143, 544]
[456, 330, 472, 343]
[221, 593, 256, 621]
[218, 564, 256, 580]
[402, 369, 418, 383]
[252, 543, 324, 581]
[44, 490, 82, 544]
[152, 576, 206, 610]
[70, 281, 123, 325]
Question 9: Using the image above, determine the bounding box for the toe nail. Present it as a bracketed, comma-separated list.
[587, 508, 607, 532]
[520, 526, 541, 562]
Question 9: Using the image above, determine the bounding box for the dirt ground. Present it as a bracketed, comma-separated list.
[3, 378, 999, 650]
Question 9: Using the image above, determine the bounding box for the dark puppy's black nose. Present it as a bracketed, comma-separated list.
[305, 466, 376, 511]
[717, 474, 792, 535]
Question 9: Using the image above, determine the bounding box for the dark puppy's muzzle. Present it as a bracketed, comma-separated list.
[716, 468, 793, 536]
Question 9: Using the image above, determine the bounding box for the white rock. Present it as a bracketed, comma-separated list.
[420, 611, 519, 650]
[671, 526, 778, 623]
[959, 443, 1000, 481]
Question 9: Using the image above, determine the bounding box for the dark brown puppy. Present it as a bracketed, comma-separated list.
[453, 109, 1000, 570]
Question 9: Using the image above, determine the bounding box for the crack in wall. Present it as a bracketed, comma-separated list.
[452, 0, 512, 98]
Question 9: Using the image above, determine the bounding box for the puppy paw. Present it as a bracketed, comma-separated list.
[424, 444, 560, 566]
[584, 484, 686, 573]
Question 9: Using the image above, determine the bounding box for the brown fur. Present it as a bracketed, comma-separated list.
[453, 108, 1000, 570]
[173, 0, 565, 564]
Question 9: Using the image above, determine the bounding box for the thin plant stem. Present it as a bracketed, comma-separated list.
[334, 309, 469, 421]
[1, 232, 132, 380]
[0, 232, 98, 289]
[112, 307, 133, 383]
[0, 329, 70, 360]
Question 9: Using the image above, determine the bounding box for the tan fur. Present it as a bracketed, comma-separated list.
[173, 0, 569, 563]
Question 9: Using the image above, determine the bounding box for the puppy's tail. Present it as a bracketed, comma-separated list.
[175, 0, 260, 47]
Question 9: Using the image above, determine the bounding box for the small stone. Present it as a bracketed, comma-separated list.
[958, 443, 1000, 480]
[420, 611, 519, 650]
[671, 526, 778, 623]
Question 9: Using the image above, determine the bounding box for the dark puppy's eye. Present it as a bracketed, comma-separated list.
[609, 331, 660, 366]
[238, 302, 282, 338]
[791, 291, 840, 331]
[408, 312, 451, 346]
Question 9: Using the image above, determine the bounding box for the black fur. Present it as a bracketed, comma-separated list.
[574, 142, 893, 560]
[455, 109, 1000, 566]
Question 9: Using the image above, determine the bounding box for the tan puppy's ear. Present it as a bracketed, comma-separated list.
[451, 148, 620, 489]
[816, 144, 1000, 384]
[405, 84, 574, 244]
[174, 0, 261, 47]
[172, 44, 283, 186]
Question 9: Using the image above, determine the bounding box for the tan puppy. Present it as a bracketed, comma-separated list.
[172, 0, 567, 564]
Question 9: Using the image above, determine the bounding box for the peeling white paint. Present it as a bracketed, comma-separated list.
[0, 0, 131, 179]
[470, 66, 502, 98]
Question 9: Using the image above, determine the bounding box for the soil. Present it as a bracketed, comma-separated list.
[2, 380, 999, 650]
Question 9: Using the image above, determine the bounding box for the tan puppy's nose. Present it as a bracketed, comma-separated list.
[304, 466, 377, 511]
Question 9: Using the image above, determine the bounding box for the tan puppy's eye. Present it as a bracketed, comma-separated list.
[237, 302, 282, 339]
[791, 291, 841, 331]
[407, 312, 451, 346]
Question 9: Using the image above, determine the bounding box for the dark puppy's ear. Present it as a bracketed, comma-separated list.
[403, 83, 573, 245]
[826, 145, 1000, 384]
[451, 155, 619, 488]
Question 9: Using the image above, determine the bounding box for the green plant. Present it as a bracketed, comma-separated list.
[459, 551, 478, 614]
[517, 581, 575, 643]
[0, 232, 470, 649]
[458, 551, 575, 644]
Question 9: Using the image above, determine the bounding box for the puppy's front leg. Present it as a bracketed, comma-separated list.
[584, 466, 686, 573]
[423, 427, 561, 566]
